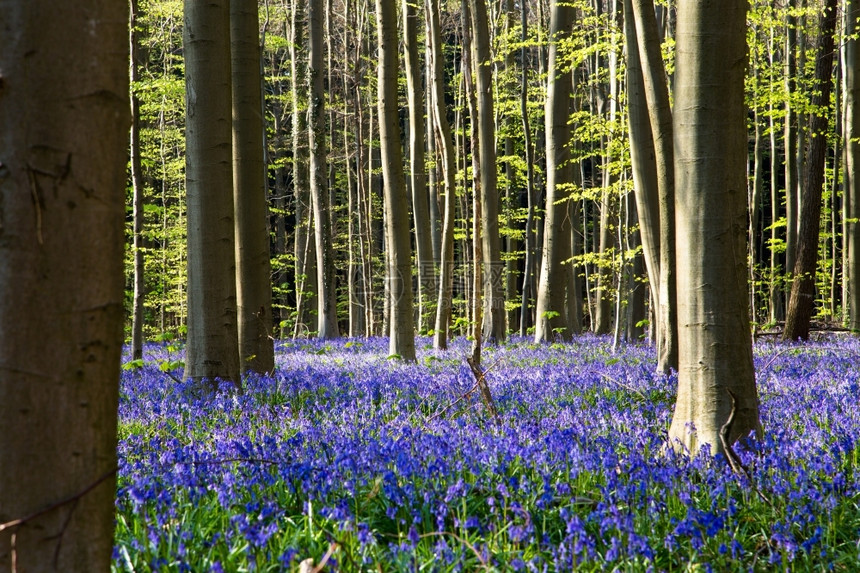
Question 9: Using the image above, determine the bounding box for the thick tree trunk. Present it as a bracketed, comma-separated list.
[784, 0, 838, 341]
[231, 0, 275, 373]
[378, 0, 416, 360]
[309, 0, 339, 339]
[131, 0, 146, 361]
[535, 0, 575, 343]
[0, 1, 128, 569]
[631, 0, 677, 373]
[469, 0, 506, 343]
[428, 0, 459, 350]
[668, 0, 760, 456]
[183, 0, 242, 386]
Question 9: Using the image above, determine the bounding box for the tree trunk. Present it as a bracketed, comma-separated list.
[469, 0, 506, 343]
[231, 0, 274, 373]
[429, 0, 459, 350]
[131, 0, 147, 361]
[519, 0, 538, 336]
[631, 0, 678, 373]
[623, 0, 661, 348]
[377, 0, 416, 360]
[183, 0, 241, 386]
[784, 0, 838, 341]
[0, 1, 128, 569]
[844, 0, 860, 330]
[403, 0, 434, 334]
[668, 0, 760, 456]
[535, 0, 575, 343]
[309, 0, 339, 339]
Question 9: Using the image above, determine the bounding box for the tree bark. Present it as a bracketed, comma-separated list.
[403, 0, 434, 334]
[623, 0, 661, 347]
[469, 0, 506, 343]
[535, 0, 575, 343]
[231, 0, 275, 373]
[429, 0, 459, 350]
[377, 0, 416, 360]
[131, 0, 147, 361]
[183, 0, 242, 386]
[844, 0, 860, 330]
[784, 0, 838, 341]
[309, 0, 339, 339]
[631, 0, 678, 373]
[668, 0, 760, 456]
[0, 1, 129, 568]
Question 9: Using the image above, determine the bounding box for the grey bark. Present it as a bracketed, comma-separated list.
[631, 0, 677, 373]
[377, 0, 416, 360]
[131, 0, 146, 361]
[404, 0, 434, 334]
[535, 0, 575, 343]
[0, 1, 128, 569]
[668, 0, 760, 455]
[231, 0, 274, 374]
[429, 0, 459, 350]
[309, 0, 339, 339]
[469, 0, 506, 343]
[845, 0, 860, 330]
[183, 0, 242, 386]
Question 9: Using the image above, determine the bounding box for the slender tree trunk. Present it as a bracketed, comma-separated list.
[378, 0, 416, 360]
[669, 0, 760, 456]
[131, 0, 146, 361]
[0, 1, 128, 568]
[845, 0, 860, 330]
[231, 0, 274, 373]
[469, 0, 506, 343]
[623, 0, 661, 347]
[403, 0, 434, 334]
[183, 0, 241, 386]
[784, 0, 838, 341]
[785, 0, 800, 283]
[428, 0, 458, 350]
[631, 0, 678, 373]
[519, 1, 538, 335]
[535, 0, 575, 343]
[309, 0, 339, 339]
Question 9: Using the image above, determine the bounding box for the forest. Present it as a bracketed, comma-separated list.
[1, 0, 860, 570]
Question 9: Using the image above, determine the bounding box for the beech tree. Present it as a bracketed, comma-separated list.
[377, 0, 416, 360]
[535, 0, 576, 343]
[668, 0, 760, 455]
[231, 0, 275, 374]
[0, 0, 129, 568]
[183, 0, 242, 386]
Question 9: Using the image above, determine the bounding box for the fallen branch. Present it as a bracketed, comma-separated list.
[466, 356, 501, 426]
[719, 389, 772, 506]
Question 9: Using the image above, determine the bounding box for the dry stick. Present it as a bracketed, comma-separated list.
[719, 389, 772, 506]
[586, 370, 649, 402]
[466, 356, 501, 425]
[0, 466, 117, 571]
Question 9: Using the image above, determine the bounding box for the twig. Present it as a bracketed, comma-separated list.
[0, 467, 117, 534]
[719, 389, 772, 506]
[419, 531, 490, 570]
[466, 356, 501, 425]
[586, 370, 649, 402]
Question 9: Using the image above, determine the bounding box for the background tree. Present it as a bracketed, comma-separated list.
[183, 0, 241, 386]
[377, 0, 416, 360]
[131, 0, 147, 361]
[846, 0, 860, 330]
[668, 0, 760, 455]
[535, 0, 576, 343]
[0, 0, 129, 568]
[308, 0, 339, 339]
[784, 0, 839, 340]
[231, 0, 275, 374]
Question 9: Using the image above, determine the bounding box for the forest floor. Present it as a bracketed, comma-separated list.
[113, 335, 860, 571]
